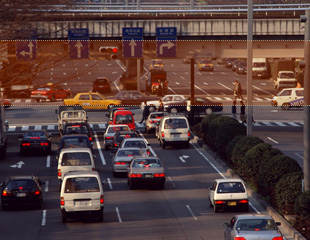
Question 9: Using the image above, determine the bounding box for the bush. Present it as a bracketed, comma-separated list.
[243, 143, 282, 185]
[225, 135, 247, 166]
[231, 136, 264, 174]
[207, 115, 236, 150]
[276, 172, 303, 215]
[294, 191, 310, 220]
[201, 114, 221, 137]
[215, 121, 246, 159]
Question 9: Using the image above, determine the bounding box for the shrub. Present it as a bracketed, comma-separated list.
[225, 135, 247, 166]
[276, 172, 303, 215]
[215, 121, 246, 159]
[231, 136, 264, 174]
[201, 114, 221, 137]
[243, 143, 283, 187]
[294, 191, 310, 220]
[207, 115, 236, 150]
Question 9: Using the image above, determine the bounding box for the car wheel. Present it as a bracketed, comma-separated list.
[184, 141, 190, 149]
[205, 108, 213, 115]
[282, 103, 290, 110]
[62, 213, 67, 223]
[209, 198, 213, 208]
[162, 141, 166, 149]
[129, 181, 135, 190]
[50, 95, 56, 102]
[214, 205, 219, 213]
[170, 107, 178, 114]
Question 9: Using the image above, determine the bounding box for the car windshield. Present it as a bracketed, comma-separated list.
[164, 119, 188, 129]
[117, 149, 142, 157]
[217, 182, 245, 193]
[61, 152, 92, 166]
[24, 131, 46, 139]
[108, 126, 130, 133]
[253, 62, 265, 67]
[124, 140, 146, 148]
[62, 138, 89, 148]
[132, 158, 162, 168]
[236, 219, 278, 231]
[115, 114, 133, 124]
[280, 72, 295, 78]
[64, 177, 99, 193]
[37, 87, 51, 91]
[6, 180, 36, 190]
[64, 125, 89, 135]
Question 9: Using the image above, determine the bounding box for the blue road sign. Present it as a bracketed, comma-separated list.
[122, 38, 143, 58]
[69, 40, 90, 59]
[156, 27, 177, 37]
[156, 37, 177, 58]
[122, 28, 143, 38]
[16, 41, 37, 60]
[68, 28, 89, 40]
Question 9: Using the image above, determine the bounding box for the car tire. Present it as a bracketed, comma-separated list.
[170, 107, 178, 114]
[205, 108, 213, 115]
[184, 141, 190, 149]
[50, 95, 56, 102]
[129, 181, 135, 190]
[209, 198, 213, 208]
[62, 213, 67, 223]
[214, 205, 219, 213]
[282, 103, 290, 110]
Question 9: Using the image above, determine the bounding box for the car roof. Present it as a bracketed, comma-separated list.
[215, 178, 244, 183]
[235, 214, 273, 220]
[281, 88, 304, 91]
[122, 138, 146, 142]
[117, 147, 142, 151]
[114, 110, 133, 115]
[60, 147, 92, 153]
[107, 124, 130, 128]
[63, 171, 100, 178]
[7, 175, 37, 181]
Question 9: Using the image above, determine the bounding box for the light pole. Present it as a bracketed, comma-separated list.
[247, 0, 253, 136]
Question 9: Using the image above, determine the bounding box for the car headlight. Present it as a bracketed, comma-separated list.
[164, 105, 169, 108]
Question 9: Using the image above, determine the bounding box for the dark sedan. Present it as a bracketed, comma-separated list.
[110, 131, 140, 154]
[92, 77, 112, 94]
[106, 91, 160, 107]
[164, 97, 223, 115]
[57, 134, 92, 157]
[19, 130, 52, 156]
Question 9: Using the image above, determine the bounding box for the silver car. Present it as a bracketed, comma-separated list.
[145, 112, 166, 134]
[119, 138, 153, 156]
[224, 214, 283, 240]
[112, 148, 143, 177]
[103, 124, 130, 150]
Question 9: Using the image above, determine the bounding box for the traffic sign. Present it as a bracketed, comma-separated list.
[68, 28, 89, 40]
[156, 27, 177, 37]
[122, 38, 143, 58]
[156, 38, 177, 58]
[16, 41, 37, 60]
[122, 27, 143, 38]
[69, 40, 89, 59]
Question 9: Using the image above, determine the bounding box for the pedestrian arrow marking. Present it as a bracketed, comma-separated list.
[10, 161, 25, 169]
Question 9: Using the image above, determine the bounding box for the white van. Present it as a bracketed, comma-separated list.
[58, 148, 95, 187]
[271, 88, 304, 110]
[60, 171, 104, 222]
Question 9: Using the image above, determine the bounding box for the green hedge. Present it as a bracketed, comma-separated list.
[276, 172, 303, 215]
[225, 135, 247, 166]
[294, 191, 310, 220]
[201, 114, 221, 137]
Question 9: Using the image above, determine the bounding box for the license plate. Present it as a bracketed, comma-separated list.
[17, 193, 26, 197]
[228, 201, 237, 206]
[75, 200, 90, 206]
[144, 174, 153, 178]
[171, 134, 181, 138]
[258, 74, 261, 76]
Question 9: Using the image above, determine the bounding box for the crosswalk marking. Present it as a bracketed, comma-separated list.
[47, 125, 54, 130]
[21, 126, 28, 131]
[34, 125, 41, 130]
[8, 126, 16, 132]
[287, 122, 300, 127]
[274, 121, 286, 127]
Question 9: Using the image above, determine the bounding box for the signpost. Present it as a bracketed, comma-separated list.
[68, 28, 89, 59]
[156, 27, 177, 58]
[122, 28, 143, 58]
[16, 41, 37, 60]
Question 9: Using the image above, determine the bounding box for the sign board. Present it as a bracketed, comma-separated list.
[122, 28, 143, 58]
[68, 28, 89, 40]
[156, 27, 177, 58]
[156, 27, 177, 37]
[122, 28, 143, 38]
[16, 41, 37, 60]
[68, 28, 89, 59]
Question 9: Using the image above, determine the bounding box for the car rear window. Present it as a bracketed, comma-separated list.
[64, 125, 90, 135]
[64, 177, 99, 193]
[117, 149, 141, 157]
[62, 138, 89, 148]
[6, 180, 36, 190]
[24, 131, 46, 139]
[61, 152, 92, 166]
[236, 219, 278, 231]
[217, 182, 245, 193]
[108, 126, 130, 133]
[150, 113, 163, 119]
[164, 119, 188, 129]
[115, 114, 133, 124]
[132, 158, 162, 168]
[123, 140, 146, 148]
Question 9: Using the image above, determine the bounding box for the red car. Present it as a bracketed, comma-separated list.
[31, 84, 71, 102]
[92, 77, 112, 94]
[3, 99, 11, 108]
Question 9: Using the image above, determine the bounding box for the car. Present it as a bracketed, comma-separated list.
[164, 97, 223, 115]
[145, 112, 166, 134]
[19, 130, 51, 156]
[236, 61, 247, 74]
[112, 147, 144, 177]
[63, 92, 121, 110]
[143, 95, 186, 112]
[157, 115, 191, 149]
[60, 171, 104, 223]
[149, 59, 163, 71]
[31, 84, 71, 102]
[127, 156, 166, 190]
[224, 214, 283, 240]
[271, 88, 304, 110]
[63, 122, 93, 142]
[1, 175, 44, 210]
[3, 99, 11, 108]
[225, 58, 237, 68]
[208, 178, 249, 213]
[57, 134, 92, 157]
[57, 109, 88, 135]
[92, 77, 112, 94]
[57, 148, 96, 186]
[232, 60, 244, 72]
[112, 109, 136, 131]
[119, 137, 152, 156]
[198, 59, 214, 71]
[106, 106, 130, 125]
[106, 91, 160, 107]
[103, 124, 130, 150]
[110, 131, 140, 154]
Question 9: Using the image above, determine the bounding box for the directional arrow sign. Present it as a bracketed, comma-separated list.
[69, 40, 89, 59]
[123, 37, 143, 58]
[156, 38, 177, 58]
[10, 161, 25, 168]
[16, 41, 37, 60]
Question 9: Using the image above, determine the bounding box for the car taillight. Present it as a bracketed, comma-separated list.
[106, 137, 111, 140]
[31, 190, 40, 195]
[22, 143, 31, 146]
[89, 137, 92, 141]
[58, 169, 61, 177]
[115, 162, 126, 165]
[147, 149, 150, 155]
[214, 200, 226, 204]
[109, 121, 112, 124]
[60, 197, 65, 206]
[114, 143, 117, 147]
[40, 143, 49, 146]
[2, 190, 12, 196]
[239, 200, 248, 204]
[272, 237, 283, 240]
[154, 173, 165, 177]
[130, 174, 142, 178]
[161, 131, 164, 137]
[100, 195, 104, 204]
[235, 238, 246, 240]
[188, 131, 191, 137]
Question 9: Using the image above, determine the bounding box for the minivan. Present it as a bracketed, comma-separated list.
[112, 110, 135, 131]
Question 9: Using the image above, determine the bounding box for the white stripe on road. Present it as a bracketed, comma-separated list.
[35, 125, 41, 130]
[107, 178, 113, 190]
[267, 137, 279, 144]
[116, 207, 122, 222]
[167, 176, 176, 188]
[114, 76, 121, 92]
[179, 156, 186, 163]
[25, 99, 31, 103]
[45, 181, 49, 192]
[168, 87, 177, 94]
[94, 131, 106, 165]
[274, 122, 286, 127]
[89, 124, 94, 128]
[194, 85, 209, 95]
[46, 155, 51, 167]
[47, 125, 54, 130]
[262, 122, 274, 126]
[217, 82, 232, 91]
[21, 126, 29, 131]
[99, 123, 106, 129]
[41, 210, 47, 226]
[295, 153, 304, 160]
[186, 205, 197, 221]
[214, 97, 222, 101]
[287, 122, 300, 127]
[253, 85, 274, 96]
[8, 126, 16, 132]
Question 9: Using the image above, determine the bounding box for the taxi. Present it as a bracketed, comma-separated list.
[63, 92, 121, 110]
[198, 59, 214, 71]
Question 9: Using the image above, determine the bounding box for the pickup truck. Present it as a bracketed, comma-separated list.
[273, 71, 297, 90]
[57, 110, 88, 135]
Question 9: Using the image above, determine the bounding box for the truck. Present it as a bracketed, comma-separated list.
[252, 58, 268, 79]
[0, 97, 8, 159]
[57, 110, 88, 135]
[145, 70, 168, 95]
[272, 59, 297, 90]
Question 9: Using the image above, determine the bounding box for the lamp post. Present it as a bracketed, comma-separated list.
[247, 0, 253, 136]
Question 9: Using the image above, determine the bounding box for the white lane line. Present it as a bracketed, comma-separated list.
[168, 87, 177, 95]
[180, 76, 185, 80]
[45, 180, 49, 192]
[203, 82, 208, 85]
[295, 153, 304, 159]
[116, 207, 122, 222]
[116, 60, 126, 71]
[93, 131, 106, 165]
[185, 72, 189, 74]
[253, 85, 274, 96]
[267, 137, 279, 144]
[186, 205, 198, 221]
[221, 72, 226, 75]
[167, 176, 176, 188]
[217, 82, 233, 91]
[41, 210, 47, 226]
[172, 72, 176, 74]
[176, 82, 180, 85]
[194, 85, 209, 95]
[34, 125, 41, 130]
[46, 155, 51, 167]
[249, 202, 261, 214]
[107, 178, 113, 190]
[139, 132, 157, 157]
[47, 125, 54, 130]
[179, 156, 186, 163]
[114, 76, 121, 92]
[25, 99, 31, 103]
[8, 126, 16, 132]
[197, 72, 202, 75]
[21, 126, 29, 131]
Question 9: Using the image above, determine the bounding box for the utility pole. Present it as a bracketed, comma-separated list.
[247, 0, 253, 136]
[301, 10, 310, 191]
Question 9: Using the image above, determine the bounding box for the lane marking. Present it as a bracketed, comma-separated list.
[94, 131, 106, 165]
[267, 137, 279, 144]
[221, 72, 226, 75]
[45, 180, 49, 192]
[168, 87, 177, 95]
[217, 82, 233, 91]
[194, 85, 209, 95]
[116, 207, 122, 222]
[179, 156, 186, 163]
[295, 153, 304, 159]
[107, 178, 113, 190]
[180, 76, 185, 80]
[176, 82, 180, 85]
[167, 176, 176, 188]
[46, 155, 51, 167]
[253, 85, 274, 96]
[41, 210, 47, 226]
[274, 121, 286, 127]
[186, 205, 197, 221]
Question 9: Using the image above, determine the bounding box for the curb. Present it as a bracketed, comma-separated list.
[191, 135, 306, 240]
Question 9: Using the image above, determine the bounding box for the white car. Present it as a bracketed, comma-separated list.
[144, 95, 186, 112]
[145, 112, 166, 134]
[271, 88, 304, 110]
[208, 178, 249, 213]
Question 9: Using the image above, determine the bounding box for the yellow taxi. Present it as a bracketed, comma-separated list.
[149, 59, 164, 71]
[63, 92, 121, 110]
[198, 59, 214, 71]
